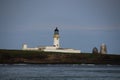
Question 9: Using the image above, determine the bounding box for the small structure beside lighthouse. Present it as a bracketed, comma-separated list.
[100, 43, 107, 54]
[22, 27, 80, 53]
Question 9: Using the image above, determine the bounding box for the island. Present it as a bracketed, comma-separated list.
[0, 49, 120, 65]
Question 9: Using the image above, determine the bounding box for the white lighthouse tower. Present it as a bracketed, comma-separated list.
[53, 27, 60, 48]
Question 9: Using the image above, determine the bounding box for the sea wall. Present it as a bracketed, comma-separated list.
[0, 49, 120, 64]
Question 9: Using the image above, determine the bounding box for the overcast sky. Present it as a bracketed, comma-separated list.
[0, 0, 120, 54]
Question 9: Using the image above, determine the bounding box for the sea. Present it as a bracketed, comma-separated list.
[0, 64, 120, 80]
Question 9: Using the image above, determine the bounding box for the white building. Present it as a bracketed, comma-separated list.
[22, 27, 81, 53]
[100, 43, 107, 54]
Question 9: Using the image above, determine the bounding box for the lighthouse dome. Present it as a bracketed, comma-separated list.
[54, 27, 59, 35]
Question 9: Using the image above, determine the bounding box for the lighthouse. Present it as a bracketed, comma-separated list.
[22, 27, 80, 53]
[53, 27, 60, 48]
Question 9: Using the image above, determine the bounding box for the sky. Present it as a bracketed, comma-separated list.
[0, 0, 120, 54]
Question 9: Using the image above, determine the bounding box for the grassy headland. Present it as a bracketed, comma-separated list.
[0, 49, 120, 64]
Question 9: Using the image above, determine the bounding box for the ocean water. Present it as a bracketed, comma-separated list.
[0, 64, 120, 80]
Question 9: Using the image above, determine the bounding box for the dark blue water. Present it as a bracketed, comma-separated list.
[0, 64, 120, 80]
